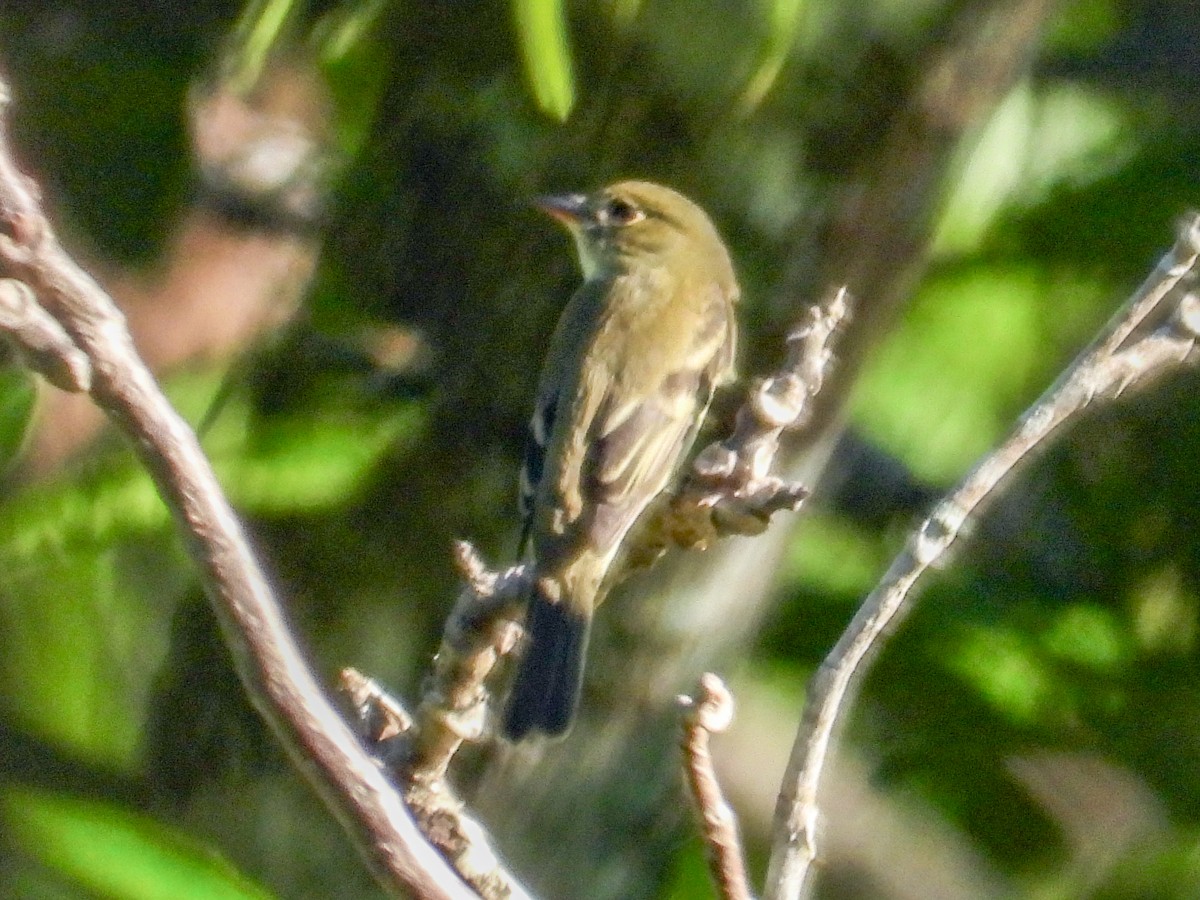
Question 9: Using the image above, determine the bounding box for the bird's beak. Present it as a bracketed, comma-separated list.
[534, 193, 589, 229]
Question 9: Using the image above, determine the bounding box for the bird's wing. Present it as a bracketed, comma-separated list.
[588, 282, 734, 551]
[517, 386, 555, 553]
[517, 278, 608, 551]
[522, 279, 733, 562]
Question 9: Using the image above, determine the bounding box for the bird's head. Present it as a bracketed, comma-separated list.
[536, 180, 729, 282]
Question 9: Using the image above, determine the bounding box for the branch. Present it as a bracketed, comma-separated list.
[406, 541, 528, 781]
[341, 666, 534, 900]
[763, 214, 1200, 900]
[0, 78, 473, 900]
[335, 288, 848, 895]
[369, 287, 850, 776]
[0, 276, 90, 392]
[342, 540, 535, 899]
[680, 674, 753, 900]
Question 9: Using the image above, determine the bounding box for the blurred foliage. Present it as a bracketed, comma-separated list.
[512, 0, 576, 121]
[0, 365, 36, 472]
[4, 787, 273, 900]
[1, 0, 1200, 898]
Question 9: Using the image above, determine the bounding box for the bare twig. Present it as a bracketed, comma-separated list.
[342, 285, 847, 888]
[0, 276, 90, 392]
[0, 78, 472, 900]
[342, 667, 414, 747]
[401, 542, 533, 899]
[386, 292, 847, 778]
[763, 215, 1200, 900]
[680, 674, 753, 900]
[341, 280, 845, 886]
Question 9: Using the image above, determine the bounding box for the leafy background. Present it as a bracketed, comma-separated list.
[1, 0, 1200, 898]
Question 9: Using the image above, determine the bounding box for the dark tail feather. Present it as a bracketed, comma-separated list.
[503, 589, 590, 740]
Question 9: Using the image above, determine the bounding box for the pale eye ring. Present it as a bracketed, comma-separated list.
[603, 198, 644, 226]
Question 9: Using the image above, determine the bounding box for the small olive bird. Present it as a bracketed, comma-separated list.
[504, 180, 739, 740]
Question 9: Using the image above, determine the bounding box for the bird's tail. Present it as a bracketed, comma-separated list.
[502, 586, 590, 740]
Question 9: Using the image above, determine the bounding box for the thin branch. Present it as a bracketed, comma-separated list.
[0, 78, 473, 900]
[341, 537, 537, 899]
[680, 674, 753, 900]
[763, 214, 1200, 900]
[386, 288, 851, 785]
[0, 276, 90, 392]
[335, 289, 848, 892]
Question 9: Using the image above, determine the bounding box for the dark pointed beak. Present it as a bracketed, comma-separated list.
[534, 192, 589, 228]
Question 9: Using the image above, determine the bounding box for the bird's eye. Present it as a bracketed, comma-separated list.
[603, 198, 643, 226]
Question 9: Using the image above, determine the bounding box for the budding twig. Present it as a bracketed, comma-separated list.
[342, 285, 849, 888]
[341, 665, 533, 900]
[680, 674, 753, 900]
[341, 286, 850, 893]
[407, 541, 528, 781]
[663, 287, 851, 552]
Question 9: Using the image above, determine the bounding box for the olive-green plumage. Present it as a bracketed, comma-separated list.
[504, 181, 739, 740]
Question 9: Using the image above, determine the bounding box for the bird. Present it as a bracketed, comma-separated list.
[503, 180, 740, 740]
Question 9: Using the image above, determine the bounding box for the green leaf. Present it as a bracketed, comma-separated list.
[4, 788, 275, 900]
[932, 82, 1130, 256]
[851, 266, 1051, 482]
[942, 623, 1059, 726]
[740, 0, 806, 112]
[313, 0, 393, 159]
[216, 407, 423, 513]
[0, 364, 36, 473]
[512, 0, 576, 121]
[0, 471, 185, 767]
[226, 0, 305, 93]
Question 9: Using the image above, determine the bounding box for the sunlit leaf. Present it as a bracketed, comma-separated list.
[225, 0, 304, 93]
[216, 407, 424, 513]
[0, 364, 36, 473]
[740, 0, 806, 112]
[512, 0, 576, 121]
[932, 82, 1130, 256]
[1041, 603, 1130, 670]
[0, 471, 185, 767]
[850, 266, 1054, 482]
[1129, 566, 1199, 655]
[4, 788, 275, 900]
[943, 624, 1060, 726]
[784, 511, 891, 597]
[313, 0, 392, 158]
